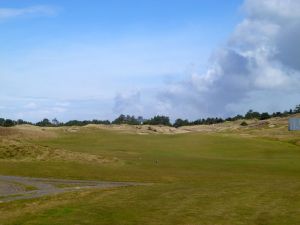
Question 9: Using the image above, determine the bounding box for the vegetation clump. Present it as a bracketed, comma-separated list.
[240, 121, 248, 126]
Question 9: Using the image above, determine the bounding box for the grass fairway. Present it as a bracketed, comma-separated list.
[1, 127, 300, 224]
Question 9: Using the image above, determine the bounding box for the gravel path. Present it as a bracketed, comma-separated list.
[0, 175, 140, 203]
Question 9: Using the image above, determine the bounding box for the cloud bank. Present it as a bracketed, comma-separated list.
[158, 0, 300, 119]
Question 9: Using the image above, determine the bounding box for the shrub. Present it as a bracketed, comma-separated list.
[240, 121, 248, 126]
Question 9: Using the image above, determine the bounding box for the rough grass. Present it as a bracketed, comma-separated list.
[0, 125, 300, 224]
[0, 138, 117, 164]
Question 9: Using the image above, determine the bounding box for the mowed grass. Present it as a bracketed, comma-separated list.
[1, 128, 300, 224]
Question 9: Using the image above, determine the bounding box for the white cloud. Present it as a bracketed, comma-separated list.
[0, 5, 58, 20]
[51, 107, 67, 113]
[113, 91, 142, 115]
[24, 102, 37, 109]
[55, 102, 70, 107]
[158, 0, 300, 118]
[243, 0, 300, 21]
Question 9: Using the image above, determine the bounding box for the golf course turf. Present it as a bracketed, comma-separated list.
[1, 126, 300, 224]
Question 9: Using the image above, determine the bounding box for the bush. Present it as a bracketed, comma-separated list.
[143, 115, 171, 126]
[240, 121, 248, 126]
[3, 119, 15, 127]
[260, 112, 271, 120]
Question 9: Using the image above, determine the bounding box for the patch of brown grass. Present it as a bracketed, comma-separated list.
[0, 140, 117, 164]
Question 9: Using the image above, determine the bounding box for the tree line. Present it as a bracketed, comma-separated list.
[0, 118, 32, 127]
[1, 104, 300, 128]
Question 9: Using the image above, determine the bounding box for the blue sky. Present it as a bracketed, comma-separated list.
[1, 0, 300, 122]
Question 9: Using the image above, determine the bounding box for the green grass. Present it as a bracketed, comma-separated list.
[24, 185, 38, 192]
[1, 128, 300, 224]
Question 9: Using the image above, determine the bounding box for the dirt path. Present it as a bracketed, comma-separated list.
[0, 175, 140, 203]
